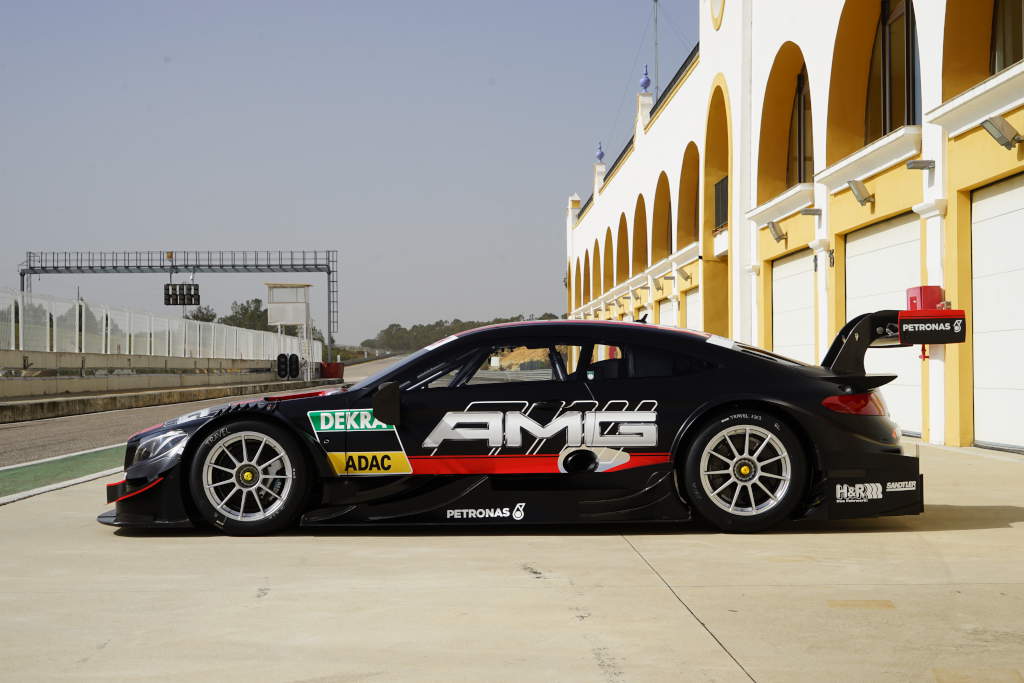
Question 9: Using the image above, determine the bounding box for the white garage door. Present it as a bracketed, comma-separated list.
[685, 289, 701, 331]
[846, 213, 922, 435]
[658, 298, 677, 327]
[772, 249, 815, 363]
[972, 172, 1024, 449]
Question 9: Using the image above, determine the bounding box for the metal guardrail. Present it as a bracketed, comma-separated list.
[649, 42, 699, 119]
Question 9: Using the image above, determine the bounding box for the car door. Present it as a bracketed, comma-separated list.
[395, 337, 595, 475]
[580, 340, 716, 470]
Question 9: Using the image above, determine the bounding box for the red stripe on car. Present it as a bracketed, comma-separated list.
[407, 453, 670, 475]
[114, 477, 164, 503]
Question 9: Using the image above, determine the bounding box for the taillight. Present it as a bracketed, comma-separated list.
[822, 392, 888, 416]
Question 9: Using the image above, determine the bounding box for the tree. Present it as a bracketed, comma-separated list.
[217, 298, 271, 332]
[186, 305, 218, 322]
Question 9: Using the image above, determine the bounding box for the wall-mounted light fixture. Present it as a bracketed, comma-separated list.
[981, 116, 1023, 150]
[767, 221, 787, 243]
[799, 208, 822, 216]
[679, 270, 692, 282]
[906, 159, 935, 170]
[847, 179, 875, 206]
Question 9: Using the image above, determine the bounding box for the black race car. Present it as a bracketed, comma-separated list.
[99, 311, 923, 535]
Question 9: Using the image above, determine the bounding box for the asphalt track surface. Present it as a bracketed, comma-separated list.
[0, 355, 403, 469]
[0, 443, 1022, 681]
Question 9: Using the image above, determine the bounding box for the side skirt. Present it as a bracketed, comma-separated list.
[300, 465, 690, 526]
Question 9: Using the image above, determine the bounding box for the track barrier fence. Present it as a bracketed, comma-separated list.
[0, 289, 322, 362]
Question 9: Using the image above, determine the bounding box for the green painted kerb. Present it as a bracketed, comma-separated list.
[0, 446, 125, 498]
[307, 409, 394, 433]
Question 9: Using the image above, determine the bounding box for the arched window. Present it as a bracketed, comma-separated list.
[992, 0, 1023, 73]
[865, 0, 921, 144]
[786, 67, 813, 187]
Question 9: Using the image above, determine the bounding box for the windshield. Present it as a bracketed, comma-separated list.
[347, 346, 439, 392]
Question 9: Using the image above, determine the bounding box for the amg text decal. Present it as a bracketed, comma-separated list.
[422, 410, 657, 449]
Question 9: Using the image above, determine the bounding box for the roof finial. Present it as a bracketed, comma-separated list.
[640, 64, 651, 93]
[596, 141, 605, 163]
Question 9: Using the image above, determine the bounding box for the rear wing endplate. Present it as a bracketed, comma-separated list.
[821, 310, 907, 376]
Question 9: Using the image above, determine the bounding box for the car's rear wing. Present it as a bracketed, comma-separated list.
[821, 310, 908, 376]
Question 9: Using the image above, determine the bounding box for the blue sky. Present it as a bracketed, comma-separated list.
[0, 1, 698, 344]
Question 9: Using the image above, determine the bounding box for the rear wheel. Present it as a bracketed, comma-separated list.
[682, 409, 807, 532]
[188, 420, 309, 535]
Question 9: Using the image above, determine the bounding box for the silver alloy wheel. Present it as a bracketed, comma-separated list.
[201, 431, 294, 523]
[699, 425, 791, 517]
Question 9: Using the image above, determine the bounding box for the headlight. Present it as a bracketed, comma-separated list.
[133, 430, 188, 465]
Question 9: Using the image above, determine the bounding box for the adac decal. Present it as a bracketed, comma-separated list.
[327, 451, 412, 475]
[423, 410, 657, 449]
[308, 409, 394, 433]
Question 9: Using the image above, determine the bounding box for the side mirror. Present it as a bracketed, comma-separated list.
[372, 381, 402, 427]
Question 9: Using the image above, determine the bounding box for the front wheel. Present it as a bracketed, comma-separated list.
[682, 410, 807, 532]
[188, 420, 309, 535]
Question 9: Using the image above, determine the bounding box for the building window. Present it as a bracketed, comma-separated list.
[786, 67, 813, 187]
[865, 0, 921, 144]
[714, 177, 728, 228]
[992, 0, 1024, 74]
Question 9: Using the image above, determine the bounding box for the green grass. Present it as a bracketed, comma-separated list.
[0, 445, 125, 498]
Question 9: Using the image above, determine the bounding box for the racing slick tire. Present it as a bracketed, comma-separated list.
[188, 420, 309, 536]
[681, 409, 807, 533]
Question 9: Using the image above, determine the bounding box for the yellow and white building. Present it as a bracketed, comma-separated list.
[565, 0, 1024, 449]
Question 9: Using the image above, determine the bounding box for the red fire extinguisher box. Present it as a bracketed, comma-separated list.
[906, 285, 944, 310]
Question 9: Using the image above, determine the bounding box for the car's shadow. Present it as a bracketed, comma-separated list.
[111, 503, 1024, 538]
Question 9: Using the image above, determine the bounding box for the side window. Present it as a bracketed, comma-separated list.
[629, 345, 712, 378]
[465, 344, 562, 385]
[583, 344, 626, 380]
[560, 344, 586, 374]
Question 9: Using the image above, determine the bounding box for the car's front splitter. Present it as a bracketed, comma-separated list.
[97, 466, 193, 529]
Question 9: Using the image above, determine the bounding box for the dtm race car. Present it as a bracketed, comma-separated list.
[99, 312, 926, 535]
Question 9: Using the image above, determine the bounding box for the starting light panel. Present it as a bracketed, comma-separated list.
[163, 283, 200, 306]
